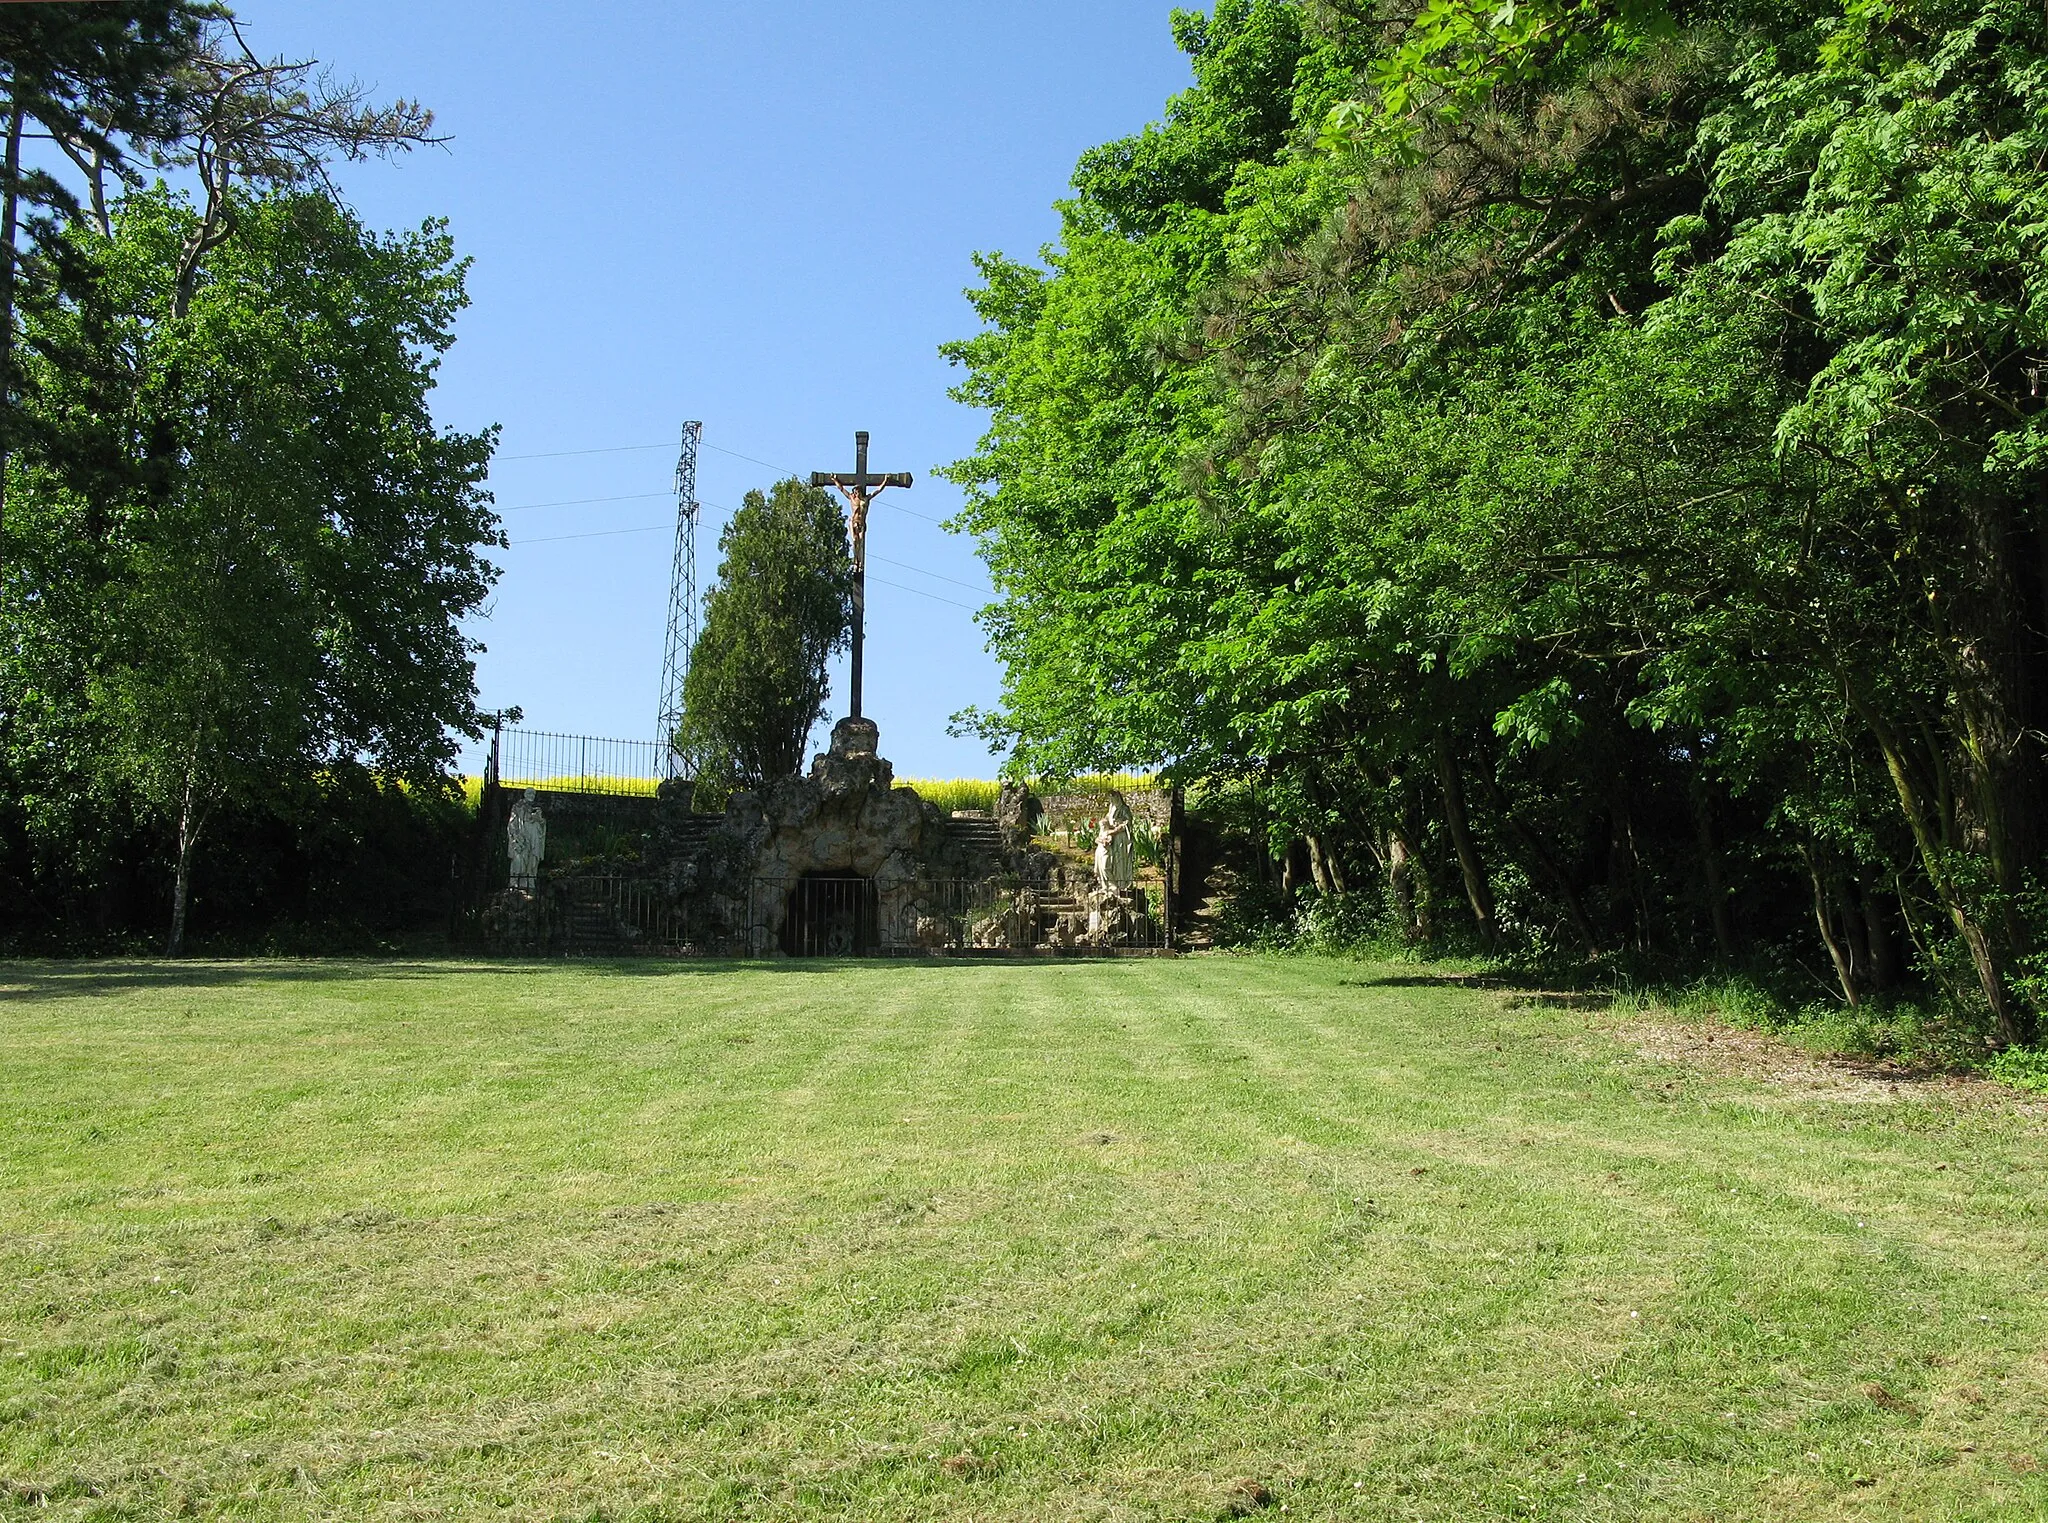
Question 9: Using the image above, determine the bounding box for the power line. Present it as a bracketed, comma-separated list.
[498, 490, 671, 513]
[705, 487, 946, 528]
[864, 575, 981, 612]
[870, 553, 991, 596]
[507, 520, 989, 613]
[702, 441, 951, 525]
[497, 434, 954, 525]
[501, 439, 795, 470]
[500, 442, 670, 461]
[692, 498, 988, 592]
[499, 487, 933, 524]
[513, 522, 671, 546]
[701, 440, 790, 473]
[512, 487, 989, 591]
[878, 498, 948, 526]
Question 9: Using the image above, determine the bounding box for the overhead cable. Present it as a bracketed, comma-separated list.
[498, 490, 670, 513]
[507, 521, 992, 609]
[495, 435, 953, 525]
[499, 442, 671, 461]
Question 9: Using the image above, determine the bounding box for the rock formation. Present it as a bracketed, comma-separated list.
[665, 717, 1012, 953]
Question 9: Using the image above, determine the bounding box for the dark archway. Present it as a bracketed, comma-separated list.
[782, 872, 877, 956]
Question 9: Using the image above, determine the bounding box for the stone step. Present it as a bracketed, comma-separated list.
[562, 880, 629, 950]
[944, 816, 1012, 871]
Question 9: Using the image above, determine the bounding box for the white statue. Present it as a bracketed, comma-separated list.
[1094, 791, 1136, 893]
[507, 788, 547, 891]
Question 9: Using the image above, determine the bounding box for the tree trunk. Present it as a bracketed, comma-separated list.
[1857, 873, 1904, 992]
[0, 100, 23, 555]
[1886, 480, 2048, 1042]
[1801, 844, 1861, 1006]
[1474, 762, 1597, 953]
[1690, 782, 1737, 958]
[1833, 865, 1871, 992]
[167, 762, 205, 958]
[1433, 732, 1498, 948]
[1848, 688, 2022, 1043]
[1950, 489, 2046, 971]
[1306, 833, 1345, 896]
[1608, 793, 1649, 952]
[1891, 867, 1937, 977]
[1388, 825, 1436, 944]
[1387, 829, 1417, 936]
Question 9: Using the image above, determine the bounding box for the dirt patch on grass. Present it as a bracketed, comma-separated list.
[1623, 1017, 2042, 1114]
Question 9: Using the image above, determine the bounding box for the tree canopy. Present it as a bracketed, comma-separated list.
[945, 0, 2048, 1041]
[676, 478, 854, 803]
[0, 6, 499, 952]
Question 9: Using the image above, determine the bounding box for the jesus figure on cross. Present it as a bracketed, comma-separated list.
[810, 431, 912, 721]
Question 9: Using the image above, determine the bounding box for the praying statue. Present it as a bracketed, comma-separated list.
[1094, 791, 1136, 893]
[507, 788, 547, 891]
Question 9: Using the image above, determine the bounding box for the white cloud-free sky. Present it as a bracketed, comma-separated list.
[231, 1, 1196, 778]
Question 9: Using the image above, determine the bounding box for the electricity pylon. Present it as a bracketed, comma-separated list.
[656, 420, 702, 777]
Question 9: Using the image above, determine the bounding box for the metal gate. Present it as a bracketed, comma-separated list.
[778, 873, 878, 957]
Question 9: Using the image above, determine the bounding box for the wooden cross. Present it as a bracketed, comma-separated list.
[809, 430, 912, 720]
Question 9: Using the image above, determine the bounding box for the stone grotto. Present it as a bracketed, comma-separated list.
[472, 717, 1172, 956]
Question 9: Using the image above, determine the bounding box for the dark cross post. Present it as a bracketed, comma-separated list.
[809, 430, 911, 720]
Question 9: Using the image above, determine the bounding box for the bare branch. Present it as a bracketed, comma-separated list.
[155, 21, 447, 314]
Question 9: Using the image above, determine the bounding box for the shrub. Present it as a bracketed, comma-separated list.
[1986, 1045, 2048, 1094]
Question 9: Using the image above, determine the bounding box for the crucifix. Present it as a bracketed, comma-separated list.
[809, 430, 912, 720]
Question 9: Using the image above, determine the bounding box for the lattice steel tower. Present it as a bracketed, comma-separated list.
[655, 420, 703, 776]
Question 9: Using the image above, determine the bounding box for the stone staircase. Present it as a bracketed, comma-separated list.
[1033, 890, 1084, 942]
[661, 813, 718, 858]
[943, 812, 1011, 875]
[563, 878, 626, 955]
[1176, 826, 1242, 951]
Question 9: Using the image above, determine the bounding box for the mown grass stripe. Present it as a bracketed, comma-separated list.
[0, 956, 2041, 1519]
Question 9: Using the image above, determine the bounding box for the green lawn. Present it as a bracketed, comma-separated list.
[1, 957, 2043, 1521]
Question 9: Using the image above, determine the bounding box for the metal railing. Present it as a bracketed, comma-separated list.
[745, 877, 1170, 956]
[764, 875, 879, 957]
[487, 727, 671, 797]
[469, 873, 1172, 958]
[474, 873, 693, 956]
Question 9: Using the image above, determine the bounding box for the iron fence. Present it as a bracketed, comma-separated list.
[762, 874, 880, 957]
[466, 872, 1172, 958]
[475, 873, 693, 956]
[488, 727, 671, 797]
[744, 876, 1170, 956]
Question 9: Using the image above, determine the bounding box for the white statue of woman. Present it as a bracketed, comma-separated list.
[507, 788, 547, 891]
[1094, 791, 1135, 893]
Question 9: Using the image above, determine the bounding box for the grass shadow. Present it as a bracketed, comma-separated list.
[1336, 971, 1512, 991]
[0, 951, 1088, 1002]
[0, 958, 472, 1003]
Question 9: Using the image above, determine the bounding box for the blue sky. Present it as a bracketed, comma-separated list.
[228, 1, 1198, 779]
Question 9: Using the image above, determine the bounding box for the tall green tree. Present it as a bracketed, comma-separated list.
[6, 189, 499, 953]
[947, 0, 2048, 1041]
[676, 478, 853, 801]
